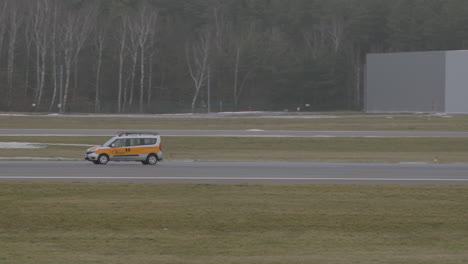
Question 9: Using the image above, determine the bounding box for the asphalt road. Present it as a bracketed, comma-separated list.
[1, 161, 468, 185]
[2, 129, 468, 137]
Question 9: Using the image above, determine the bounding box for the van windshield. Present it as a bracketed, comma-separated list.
[102, 138, 116, 147]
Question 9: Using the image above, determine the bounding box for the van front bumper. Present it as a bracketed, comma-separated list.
[84, 153, 99, 161]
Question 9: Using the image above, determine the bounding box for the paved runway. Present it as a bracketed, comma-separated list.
[1, 161, 468, 185]
[2, 129, 468, 138]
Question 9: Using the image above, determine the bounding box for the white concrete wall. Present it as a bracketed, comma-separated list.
[445, 50, 468, 114]
[366, 51, 446, 113]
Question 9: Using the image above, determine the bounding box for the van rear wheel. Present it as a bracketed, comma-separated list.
[146, 154, 158, 165]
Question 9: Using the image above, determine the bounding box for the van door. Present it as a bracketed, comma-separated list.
[129, 138, 158, 161]
[109, 139, 129, 161]
[125, 138, 143, 161]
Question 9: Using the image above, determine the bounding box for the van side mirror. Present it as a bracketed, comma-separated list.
[111, 143, 115, 148]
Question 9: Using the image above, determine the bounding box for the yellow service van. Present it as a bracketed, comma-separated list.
[85, 132, 162, 165]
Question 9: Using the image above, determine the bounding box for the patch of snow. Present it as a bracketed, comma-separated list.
[0, 111, 461, 119]
[0, 134, 106, 137]
[0, 142, 93, 148]
[47, 143, 95, 147]
[0, 142, 46, 149]
[255, 115, 340, 119]
[0, 157, 74, 160]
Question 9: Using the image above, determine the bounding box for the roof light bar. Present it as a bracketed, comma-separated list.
[117, 131, 159, 136]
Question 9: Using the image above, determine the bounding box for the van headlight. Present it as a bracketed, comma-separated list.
[86, 150, 96, 154]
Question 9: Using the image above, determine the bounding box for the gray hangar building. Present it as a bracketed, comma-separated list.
[365, 50, 468, 113]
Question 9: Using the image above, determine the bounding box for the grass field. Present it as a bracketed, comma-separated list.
[1, 183, 467, 264]
[2, 114, 468, 131]
[1, 114, 468, 263]
[2, 113, 468, 163]
[2, 136, 468, 163]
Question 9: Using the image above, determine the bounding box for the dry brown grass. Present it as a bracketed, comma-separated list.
[1, 183, 467, 264]
[2, 114, 468, 131]
[1, 136, 468, 163]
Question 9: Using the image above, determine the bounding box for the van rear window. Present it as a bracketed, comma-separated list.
[141, 138, 157, 145]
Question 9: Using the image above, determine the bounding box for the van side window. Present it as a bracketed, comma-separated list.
[113, 139, 125, 148]
[129, 138, 140, 147]
[142, 138, 157, 145]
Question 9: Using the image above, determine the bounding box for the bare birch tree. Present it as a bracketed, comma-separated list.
[186, 28, 211, 113]
[125, 18, 139, 110]
[31, 0, 51, 110]
[6, 0, 21, 108]
[23, 3, 34, 98]
[0, 1, 8, 108]
[48, 1, 59, 112]
[58, 4, 95, 113]
[328, 15, 347, 53]
[0, 1, 7, 63]
[230, 22, 255, 110]
[302, 29, 320, 59]
[136, 5, 157, 113]
[302, 21, 328, 59]
[122, 2, 158, 113]
[94, 19, 107, 113]
[146, 28, 157, 109]
[117, 17, 128, 113]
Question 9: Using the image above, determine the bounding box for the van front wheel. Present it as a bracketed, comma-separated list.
[97, 154, 109, 165]
[146, 154, 158, 165]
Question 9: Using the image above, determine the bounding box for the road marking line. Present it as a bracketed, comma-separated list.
[1, 176, 468, 181]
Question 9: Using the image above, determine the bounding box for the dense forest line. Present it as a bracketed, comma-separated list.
[0, 0, 467, 113]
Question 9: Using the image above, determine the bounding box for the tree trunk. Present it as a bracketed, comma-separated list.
[147, 55, 153, 108]
[34, 40, 41, 109]
[128, 52, 137, 109]
[95, 47, 103, 113]
[7, 7, 18, 108]
[94, 30, 104, 113]
[62, 56, 72, 113]
[233, 47, 240, 110]
[48, 4, 58, 112]
[139, 46, 145, 112]
[117, 20, 127, 113]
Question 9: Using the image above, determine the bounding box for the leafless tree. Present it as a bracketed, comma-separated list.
[186, 27, 211, 113]
[146, 28, 158, 109]
[133, 3, 157, 112]
[117, 17, 128, 113]
[58, 4, 95, 113]
[0, 1, 7, 62]
[6, 0, 22, 108]
[94, 18, 108, 113]
[22, 3, 34, 98]
[230, 22, 256, 110]
[328, 15, 347, 53]
[31, 0, 51, 110]
[126, 17, 139, 110]
[0, 1, 8, 108]
[302, 22, 328, 59]
[212, 3, 229, 53]
[48, 0, 59, 112]
[302, 30, 319, 59]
